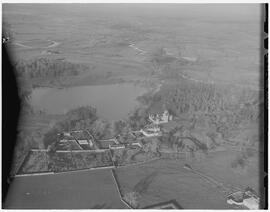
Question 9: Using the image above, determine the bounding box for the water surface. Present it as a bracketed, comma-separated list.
[30, 83, 147, 120]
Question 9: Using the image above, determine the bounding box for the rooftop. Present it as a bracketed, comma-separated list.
[98, 140, 116, 149]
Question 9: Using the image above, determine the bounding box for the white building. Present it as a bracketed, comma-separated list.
[243, 197, 259, 210]
[139, 129, 161, 137]
[149, 110, 173, 125]
[226, 188, 260, 210]
[77, 139, 93, 147]
[144, 124, 160, 133]
[130, 142, 142, 148]
[109, 144, 125, 150]
[63, 132, 71, 137]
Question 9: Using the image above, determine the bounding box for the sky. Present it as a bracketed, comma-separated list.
[3, 4, 262, 23]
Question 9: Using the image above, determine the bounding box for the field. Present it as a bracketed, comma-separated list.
[188, 149, 263, 195]
[115, 149, 262, 209]
[11, 113, 63, 175]
[4, 169, 127, 209]
[18, 151, 48, 174]
[3, 4, 262, 90]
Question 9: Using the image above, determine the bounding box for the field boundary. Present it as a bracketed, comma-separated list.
[15, 172, 55, 177]
[185, 166, 242, 195]
[11, 152, 28, 176]
[111, 169, 133, 209]
[53, 165, 115, 176]
[15, 151, 32, 175]
[14, 165, 115, 178]
[15, 147, 249, 178]
[31, 149, 108, 153]
[15, 148, 113, 176]
[116, 157, 161, 169]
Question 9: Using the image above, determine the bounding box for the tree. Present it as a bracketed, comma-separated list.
[91, 119, 111, 139]
[113, 120, 128, 136]
[43, 106, 98, 148]
[43, 128, 60, 148]
[142, 139, 160, 157]
[128, 108, 148, 130]
[123, 191, 140, 208]
[14, 58, 88, 82]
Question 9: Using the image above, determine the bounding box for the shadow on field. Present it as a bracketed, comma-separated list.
[133, 171, 158, 195]
[92, 203, 107, 209]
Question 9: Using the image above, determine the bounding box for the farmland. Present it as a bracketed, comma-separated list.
[4, 169, 127, 209]
[115, 149, 261, 209]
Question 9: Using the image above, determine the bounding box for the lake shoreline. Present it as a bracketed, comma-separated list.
[30, 74, 161, 90]
[29, 82, 149, 120]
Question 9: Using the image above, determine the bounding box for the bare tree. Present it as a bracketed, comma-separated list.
[123, 191, 140, 208]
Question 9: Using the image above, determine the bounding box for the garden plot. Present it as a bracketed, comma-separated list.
[70, 151, 113, 169]
[18, 151, 48, 174]
[48, 152, 77, 172]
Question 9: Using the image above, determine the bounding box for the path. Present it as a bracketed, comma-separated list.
[46, 40, 60, 48]
[12, 40, 60, 49]
[13, 42, 32, 49]
[129, 43, 146, 55]
[184, 164, 241, 196]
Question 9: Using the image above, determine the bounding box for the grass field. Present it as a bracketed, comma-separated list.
[4, 169, 127, 209]
[189, 149, 262, 194]
[115, 149, 261, 209]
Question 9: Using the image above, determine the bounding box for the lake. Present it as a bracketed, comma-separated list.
[30, 83, 147, 120]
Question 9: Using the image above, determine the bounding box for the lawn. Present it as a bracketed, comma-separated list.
[115, 149, 262, 209]
[4, 169, 127, 209]
[189, 149, 262, 194]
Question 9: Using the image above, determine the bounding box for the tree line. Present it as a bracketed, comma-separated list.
[43, 106, 134, 149]
[14, 58, 88, 79]
[136, 80, 262, 142]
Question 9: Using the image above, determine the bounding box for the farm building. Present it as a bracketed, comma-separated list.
[58, 139, 83, 150]
[226, 187, 260, 209]
[109, 144, 125, 150]
[139, 128, 162, 137]
[129, 141, 143, 148]
[144, 124, 160, 132]
[98, 139, 117, 149]
[58, 130, 96, 150]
